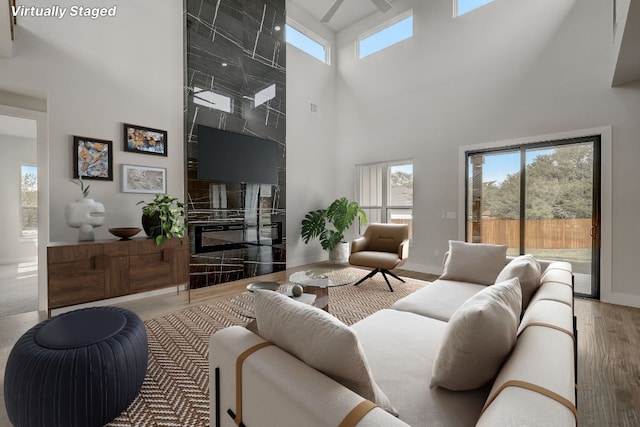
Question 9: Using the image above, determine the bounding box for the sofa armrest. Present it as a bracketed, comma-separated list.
[210, 326, 409, 427]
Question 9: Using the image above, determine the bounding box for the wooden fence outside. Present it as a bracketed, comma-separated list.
[467, 218, 593, 249]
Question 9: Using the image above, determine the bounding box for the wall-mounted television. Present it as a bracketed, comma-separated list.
[197, 125, 279, 185]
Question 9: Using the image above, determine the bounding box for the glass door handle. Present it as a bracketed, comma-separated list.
[590, 224, 598, 239]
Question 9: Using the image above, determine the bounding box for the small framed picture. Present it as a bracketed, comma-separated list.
[123, 123, 167, 156]
[121, 164, 167, 194]
[73, 136, 113, 181]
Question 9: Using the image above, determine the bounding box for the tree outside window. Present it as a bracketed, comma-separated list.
[21, 165, 38, 238]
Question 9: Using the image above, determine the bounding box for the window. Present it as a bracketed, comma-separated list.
[358, 11, 413, 59]
[21, 165, 37, 238]
[455, 0, 493, 17]
[356, 160, 413, 238]
[285, 22, 329, 64]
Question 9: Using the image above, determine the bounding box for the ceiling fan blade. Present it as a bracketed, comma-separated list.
[321, 0, 345, 23]
[370, 0, 392, 13]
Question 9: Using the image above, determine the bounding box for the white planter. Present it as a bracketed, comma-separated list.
[329, 241, 350, 263]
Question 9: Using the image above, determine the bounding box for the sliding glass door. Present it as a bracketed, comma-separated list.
[466, 137, 601, 298]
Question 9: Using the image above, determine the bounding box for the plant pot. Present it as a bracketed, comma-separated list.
[142, 212, 162, 237]
[329, 241, 350, 263]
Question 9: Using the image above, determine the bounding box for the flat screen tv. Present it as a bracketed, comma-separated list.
[197, 125, 279, 185]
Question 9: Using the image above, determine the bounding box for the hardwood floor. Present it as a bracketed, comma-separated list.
[1, 264, 638, 426]
[575, 297, 640, 426]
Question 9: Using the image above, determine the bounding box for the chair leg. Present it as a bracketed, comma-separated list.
[353, 268, 380, 286]
[385, 270, 406, 283]
[380, 271, 395, 292]
[353, 268, 404, 292]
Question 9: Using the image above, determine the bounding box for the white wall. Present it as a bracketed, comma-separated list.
[0, 134, 37, 263]
[0, 0, 184, 243]
[329, 0, 640, 306]
[286, 1, 339, 266]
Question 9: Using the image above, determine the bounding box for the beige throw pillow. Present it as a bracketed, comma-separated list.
[430, 278, 522, 391]
[440, 241, 508, 285]
[254, 290, 397, 415]
[495, 254, 541, 310]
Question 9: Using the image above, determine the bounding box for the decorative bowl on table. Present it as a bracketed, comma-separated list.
[108, 227, 142, 240]
[246, 281, 281, 292]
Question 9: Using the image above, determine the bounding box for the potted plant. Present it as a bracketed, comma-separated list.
[137, 193, 187, 245]
[301, 197, 367, 262]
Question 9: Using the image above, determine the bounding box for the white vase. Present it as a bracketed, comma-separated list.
[65, 198, 106, 241]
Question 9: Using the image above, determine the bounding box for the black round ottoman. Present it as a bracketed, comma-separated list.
[4, 306, 148, 427]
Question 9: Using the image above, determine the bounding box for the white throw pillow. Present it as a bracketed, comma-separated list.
[254, 290, 397, 415]
[440, 241, 508, 285]
[495, 254, 541, 310]
[430, 277, 522, 391]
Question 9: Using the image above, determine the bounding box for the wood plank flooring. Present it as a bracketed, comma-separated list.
[1, 264, 638, 426]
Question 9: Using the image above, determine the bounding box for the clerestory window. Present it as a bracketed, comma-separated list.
[286, 21, 330, 64]
[358, 11, 413, 59]
[455, 0, 494, 17]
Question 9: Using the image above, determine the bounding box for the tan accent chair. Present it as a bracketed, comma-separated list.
[349, 223, 410, 292]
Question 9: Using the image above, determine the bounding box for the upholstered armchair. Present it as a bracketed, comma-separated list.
[349, 223, 410, 292]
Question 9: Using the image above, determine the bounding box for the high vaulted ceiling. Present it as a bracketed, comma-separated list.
[289, 0, 394, 32]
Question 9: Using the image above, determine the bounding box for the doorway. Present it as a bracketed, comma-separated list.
[0, 111, 41, 316]
[466, 136, 601, 299]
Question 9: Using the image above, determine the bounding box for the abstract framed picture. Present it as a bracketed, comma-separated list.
[73, 136, 113, 181]
[123, 123, 167, 156]
[121, 164, 167, 194]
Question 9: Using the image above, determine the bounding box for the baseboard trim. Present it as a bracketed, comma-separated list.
[601, 291, 640, 309]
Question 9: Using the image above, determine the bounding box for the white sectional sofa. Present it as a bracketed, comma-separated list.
[210, 242, 576, 427]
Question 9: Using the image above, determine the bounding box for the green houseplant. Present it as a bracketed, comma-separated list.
[137, 193, 187, 245]
[301, 197, 367, 261]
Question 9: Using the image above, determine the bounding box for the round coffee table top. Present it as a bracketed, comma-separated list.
[289, 268, 356, 288]
[229, 285, 317, 319]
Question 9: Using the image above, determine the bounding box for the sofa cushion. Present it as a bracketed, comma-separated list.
[352, 309, 490, 426]
[495, 254, 541, 309]
[430, 278, 522, 391]
[253, 290, 397, 414]
[440, 241, 508, 285]
[391, 279, 486, 322]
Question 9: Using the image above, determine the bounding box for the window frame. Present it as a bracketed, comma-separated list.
[454, 0, 494, 18]
[356, 159, 414, 238]
[20, 164, 38, 239]
[285, 19, 331, 65]
[357, 9, 413, 60]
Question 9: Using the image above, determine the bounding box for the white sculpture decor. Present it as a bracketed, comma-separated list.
[65, 178, 106, 241]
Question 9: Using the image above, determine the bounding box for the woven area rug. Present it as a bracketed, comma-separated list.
[107, 269, 429, 427]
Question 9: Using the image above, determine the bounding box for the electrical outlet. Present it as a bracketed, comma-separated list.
[434, 249, 440, 257]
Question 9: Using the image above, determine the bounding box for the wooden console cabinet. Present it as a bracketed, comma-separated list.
[47, 237, 189, 314]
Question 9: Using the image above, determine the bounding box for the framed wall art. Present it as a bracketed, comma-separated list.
[73, 136, 113, 181]
[121, 164, 167, 194]
[123, 123, 167, 156]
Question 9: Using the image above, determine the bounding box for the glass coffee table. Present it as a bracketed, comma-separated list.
[288, 268, 357, 311]
[229, 286, 317, 319]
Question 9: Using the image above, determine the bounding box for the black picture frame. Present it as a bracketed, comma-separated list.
[123, 123, 168, 156]
[72, 136, 113, 181]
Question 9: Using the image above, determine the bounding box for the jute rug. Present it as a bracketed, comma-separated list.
[107, 269, 429, 427]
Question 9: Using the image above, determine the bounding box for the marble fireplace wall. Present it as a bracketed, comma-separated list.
[185, 0, 286, 288]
